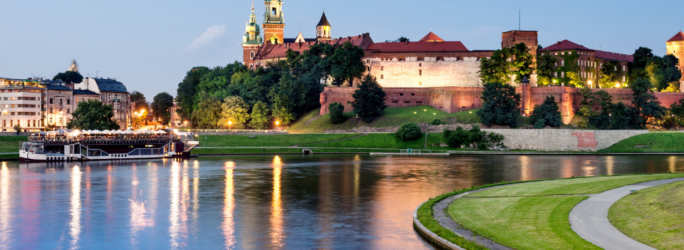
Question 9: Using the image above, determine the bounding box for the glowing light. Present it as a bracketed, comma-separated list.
[615, 83, 620, 88]
[414, 112, 417, 114]
[0, 163, 11, 247]
[222, 162, 235, 248]
[169, 161, 181, 248]
[69, 166, 82, 250]
[271, 156, 284, 247]
[275, 121, 280, 126]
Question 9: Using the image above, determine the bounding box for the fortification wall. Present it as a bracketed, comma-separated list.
[482, 129, 648, 152]
[368, 58, 482, 88]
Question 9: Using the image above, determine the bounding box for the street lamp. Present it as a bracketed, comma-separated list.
[228, 121, 232, 130]
[275, 121, 280, 131]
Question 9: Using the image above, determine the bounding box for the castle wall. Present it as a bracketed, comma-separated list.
[368, 57, 483, 88]
[483, 129, 648, 152]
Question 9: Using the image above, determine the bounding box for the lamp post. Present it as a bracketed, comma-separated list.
[228, 121, 232, 131]
[275, 121, 280, 131]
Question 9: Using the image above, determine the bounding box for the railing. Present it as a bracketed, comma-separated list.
[177, 129, 286, 133]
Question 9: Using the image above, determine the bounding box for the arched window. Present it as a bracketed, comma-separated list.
[436, 56, 445, 61]
[457, 56, 463, 61]
[417, 57, 424, 61]
[324, 29, 327, 36]
[398, 57, 406, 61]
[250, 51, 255, 59]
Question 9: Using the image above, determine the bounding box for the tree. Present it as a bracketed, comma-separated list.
[151, 92, 174, 126]
[609, 102, 632, 129]
[395, 123, 422, 141]
[566, 72, 584, 88]
[130, 91, 150, 114]
[67, 100, 120, 130]
[52, 71, 83, 84]
[631, 47, 654, 81]
[529, 96, 562, 128]
[328, 102, 345, 124]
[176, 66, 210, 125]
[249, 101, 271, 129]
[476, 82, 521, 127]
[478, 43, 533, 84]
[191, 92, 223, 129]
[385, 36, 410, 43]
[132, 108, 147, 129]
[645, 55, 682, 91]
[220, 96, 250, 129]
[631, 79, 665, 128]
[329, 41, 366, 86]
[508, 43, 534, 83]
[351, 75, 387, 123]
[272, 94, 296, 126]
[588, 90, 614, 129]
[536, 52, 558, 86]
[599, 61, 621, 89]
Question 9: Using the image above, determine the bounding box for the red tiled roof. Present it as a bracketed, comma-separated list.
[667, 31, 684, 42]
[255, 34, 371, 60]
[595, 50, 633, 63]
[367, 41, 468, 52]
[418, 32, 444, 42]
[539, 40, 593, 52]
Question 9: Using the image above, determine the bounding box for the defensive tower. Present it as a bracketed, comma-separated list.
[666, 31, 684, 90]
[263, 0, 285, 44]
[316, 12, 331, 41]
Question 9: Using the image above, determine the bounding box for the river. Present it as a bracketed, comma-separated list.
[0, 155, 681, 249]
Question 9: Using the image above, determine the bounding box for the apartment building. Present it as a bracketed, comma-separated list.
[0, 78, 44, 132]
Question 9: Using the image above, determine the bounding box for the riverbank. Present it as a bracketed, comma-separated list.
[608, 180, 684, 249]
[415, 173, 684, 250]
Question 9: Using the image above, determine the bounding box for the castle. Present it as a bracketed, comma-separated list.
[241, 1, 684, 124]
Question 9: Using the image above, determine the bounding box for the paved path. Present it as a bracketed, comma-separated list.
[569, 177, 684, 250]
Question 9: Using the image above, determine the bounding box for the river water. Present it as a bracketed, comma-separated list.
[0, 155, 682, 249]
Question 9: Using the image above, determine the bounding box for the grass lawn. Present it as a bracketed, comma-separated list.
[0, 136, 27, 153]
[598, 132, 684, 153]
[288, 106, 481, 133]
[445, 174, 684, 250]
[198, 134, 361, 147]
[609, 180, 684, 250]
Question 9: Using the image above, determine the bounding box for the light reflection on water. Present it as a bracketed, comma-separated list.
[0, 155, 682, 249]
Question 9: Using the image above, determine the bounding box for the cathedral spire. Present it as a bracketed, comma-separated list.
[242, 2, 262, 45]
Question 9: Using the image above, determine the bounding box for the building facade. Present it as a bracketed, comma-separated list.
[0, 78, 44, 132]
[75, 77, 132, 129]
[666, 31, 684, 89]
[45, 84, 74, 129]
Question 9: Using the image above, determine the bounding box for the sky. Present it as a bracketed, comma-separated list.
[2, 0, 683, 99]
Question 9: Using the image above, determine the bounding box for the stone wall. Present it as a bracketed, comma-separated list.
[482, 129, 648, 152]
[368, 58, 482, 88]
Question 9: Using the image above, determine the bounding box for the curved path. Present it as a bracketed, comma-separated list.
[569, 177, 684, 250]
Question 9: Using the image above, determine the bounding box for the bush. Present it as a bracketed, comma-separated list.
[431, 119, 442, 125]
[328, 102, 345, 124]
[529, 95, 561, 128]
[351, 75, 387, 123]
[443, 125, 505, 150]
[395, 123, 422, 141]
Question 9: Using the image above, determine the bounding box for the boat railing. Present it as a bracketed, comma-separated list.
[29, 134, 178, 143]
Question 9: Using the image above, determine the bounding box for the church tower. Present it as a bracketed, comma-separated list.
[316, 12, 331, 41]
[242, 2, 262, 68]
[263, 0, 285, 44]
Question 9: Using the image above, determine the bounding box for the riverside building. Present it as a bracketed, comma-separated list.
[74, 77, 132, 129]
[0, 78, 44, 132]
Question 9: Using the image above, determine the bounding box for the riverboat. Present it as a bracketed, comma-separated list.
[20, 129, 199, 162]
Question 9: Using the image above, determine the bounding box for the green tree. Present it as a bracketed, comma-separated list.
[151, 92, 174, 125]
[220, 96, 250, 129]
[52, 71, 83, 84]
[566, 72, 584, 88]
[351, 75, 387, 123]
[272, 94, 296, 126]
[130, 90, 150, 113]
[476, 82, 521, 127]
[176, 66, 210, 125]
[599, 61, 621, 89]
[631, 47, 654, 81]
[478, 43, 533, 84]
[645, 55, 682, 91]
[191, 92, 223, 129]
[329, 41, 366, 86]
[328, 102, 345, 124]
[588, 90, 614, 129]
[536, 52, 557, 86]
[249, 101, 271, 129]
[395, 123, 422, 141]
[67, 100, 120, 130]
[385, 36, 410, 42]
[631, 79, 665, 128]
[529, 96, 562, 128]
[609, 102, 632, 129]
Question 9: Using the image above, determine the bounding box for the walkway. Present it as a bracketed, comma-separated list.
[569, 177, 684, 250]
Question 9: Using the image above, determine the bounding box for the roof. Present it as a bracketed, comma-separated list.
[254, 33, 373, 61]
[93, 78, 128, 93]
[73, 89, 100, 96]
[418, 32, 444, 42]
[367, 41, 469, 53]
[283, 38, 316, 43]
[317, 12, 330, 27]
[667, 31, 684, 42]
[45, 84, 72, 91]
[539, 40, 593, 52]
[595, 50, 633, 63]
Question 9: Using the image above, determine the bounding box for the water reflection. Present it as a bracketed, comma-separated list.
[0, 155, 680, 249]
[69, 165, 81, 250]
[271, 156, 284, 249]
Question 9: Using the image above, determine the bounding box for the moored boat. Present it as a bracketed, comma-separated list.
[20, 129, 199, 162]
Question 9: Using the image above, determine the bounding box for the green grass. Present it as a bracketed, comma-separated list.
[198, 134, 361, 147]
[598, 133, 684, 153]
[414, 174, 684, 250]
[449, 196, 595, 250]
[609, 180, 684, 250]
[288, 106, 481, 133]
[0, 136, 27, 153]
[0, 154, 19, 159]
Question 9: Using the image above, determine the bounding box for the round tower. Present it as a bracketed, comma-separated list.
[316, 12, 331, 41]
[666, 31, 684, 91]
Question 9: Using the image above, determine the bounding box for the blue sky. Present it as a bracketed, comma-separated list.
[2, 0, 682, 99]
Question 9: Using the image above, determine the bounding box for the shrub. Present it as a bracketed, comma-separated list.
[529, 95, 561, 128]
[395, 123, 422, 141]
[443, 125, 505, 150]
[431, 119, 442, 125]
[328, 102, 345, 124]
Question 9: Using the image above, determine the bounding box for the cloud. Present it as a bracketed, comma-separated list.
[185, 24, 227, 52]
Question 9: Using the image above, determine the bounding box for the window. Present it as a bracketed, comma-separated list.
[419, 63, 422, 67]
[404, 101, 410, 104]
[381, 66, 384, 71]
[436, 56, 444, 61]
[366, 59, 370, 63]
[561, 72, 565, 78]
[250, 51, 255, 58]
[417, 57, 424, 62]
[49, 108, 53, 114]
[399, 93, 404, 96]
[419, 82, 422, 85]
[67, 108, 70, 114]
[67, 99, 70, 105]
[419, 70, 422, 76]
[398, 57, 405, 61]
[381, 75, 384, 79]
[411, 93, 415, 96]
[272, 7, 277, 15]
[561, 60, 564, 66]
[50, 98, 53, 104]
